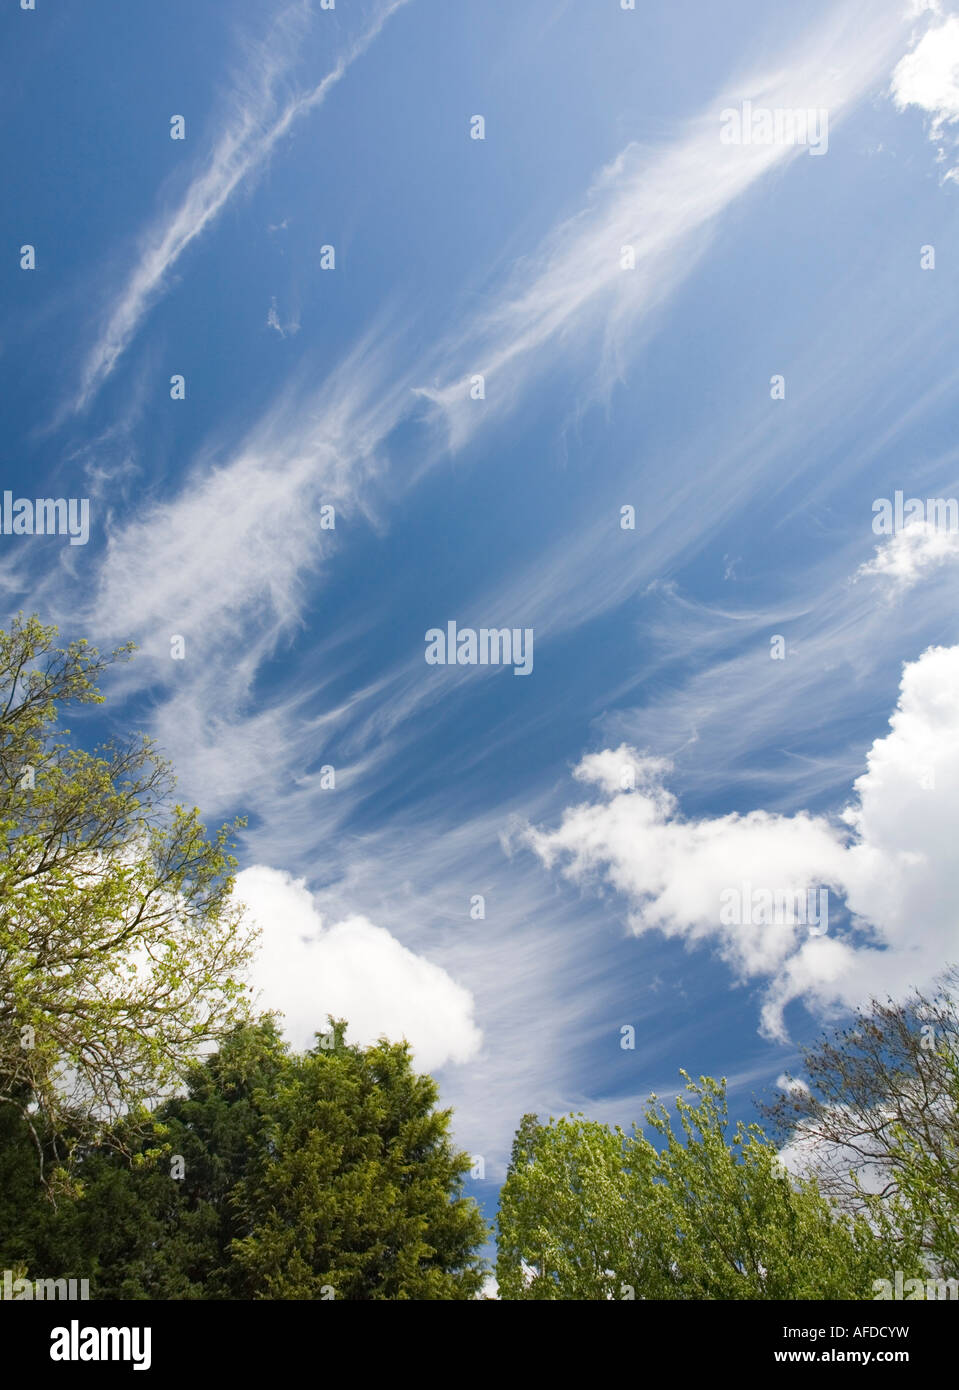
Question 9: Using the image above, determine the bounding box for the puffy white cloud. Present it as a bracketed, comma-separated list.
[521, 645, 959, 1038]
[891, 14, 959, 178]
[857, 520, 959, 590]
[524, 744, 849, 988]
[235, 865, 482, 1071]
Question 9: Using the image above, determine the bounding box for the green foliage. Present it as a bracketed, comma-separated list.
[496, 1111, 647, 1300]
[0, 614, 256, 1180]
[861, 1025, 959, 1279]
[764, 968, 959, 1279]
[497, 1074, 910, 1300]
[0, 1019, 489, 1300]
[229, 1022, 489, 1299]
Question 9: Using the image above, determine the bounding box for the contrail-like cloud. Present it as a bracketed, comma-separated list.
[415, 0, 915, 451]
[72, 0, 411, 414]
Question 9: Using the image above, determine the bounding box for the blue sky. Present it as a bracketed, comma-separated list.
[4, 0, 959, 1238]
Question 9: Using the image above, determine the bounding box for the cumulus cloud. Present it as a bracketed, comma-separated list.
[857, 519, 959, 590]
[520, 645, 959, 1038]
[235, 865, 482, 1071]
[891, 13, 959, 178]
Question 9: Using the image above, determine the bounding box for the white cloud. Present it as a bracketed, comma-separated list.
[891, 13, 959, 178]
[778, 1111, 892, 1195]
[521, 644, 959, 1039]
[86, 324, 409, 658]
[417, 0, 910, 449]
[857, 520, 959, 590]
[523, 747, 850, 988]
[266, 296, 300, 338]
[235, 864, 482, 1071]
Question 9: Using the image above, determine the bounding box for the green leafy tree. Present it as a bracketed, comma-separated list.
[1, 1019, 489, 1300]
[496, 1109, 656, 1300]
[229, 1022, 489, 1299]
[638, 1074, 906, 1299]
[764, 968, 959, 1278]
[497, 1074, 908, 1300]
[0, 615, 255, 1185]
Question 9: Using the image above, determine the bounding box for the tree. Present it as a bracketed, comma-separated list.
[639, 1075, 905, 1299]
[1, 1019, 489, 1300]
[762, 968, 959, 1278]
[0, 1018, 292, 1299]
[0, 615, 255, 1186]
[228, 1022, 489, 1299]
[496, 1111, 652, 1300]
[497, 1074, 905, 1300]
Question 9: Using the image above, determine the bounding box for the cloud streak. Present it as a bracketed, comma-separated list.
[417, 0, 913, 449]
[72, 0, 411, 413]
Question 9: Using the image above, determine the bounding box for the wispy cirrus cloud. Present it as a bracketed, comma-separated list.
[82, 326, 411, 659]
[70, 0, 411, 415]
[415, 0, 915, 450]
[26, 321, 416, 816]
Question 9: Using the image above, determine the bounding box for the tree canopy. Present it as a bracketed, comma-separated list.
[763, 969, 959, 1280]
[497, 1074, 912, 1300]
[0, 1018, 490, 1300]
[0, 615, 255, 1188]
